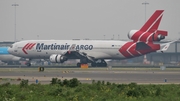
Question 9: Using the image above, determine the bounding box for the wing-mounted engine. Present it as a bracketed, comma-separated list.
[49, 54, 67, 63]
[128, 30, 168, 42]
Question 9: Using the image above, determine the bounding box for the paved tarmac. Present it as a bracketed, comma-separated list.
[0, 67, 180, 84]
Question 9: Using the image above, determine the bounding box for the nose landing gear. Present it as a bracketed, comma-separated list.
[25, 59, 32, 67]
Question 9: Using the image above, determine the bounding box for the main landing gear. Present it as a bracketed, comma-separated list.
[76, 59, 107, 67]
[76, 58, 88, 67]
[91, 59, 107, 67]
[25, 62, 31, 67]
[25, 59, 31, 67]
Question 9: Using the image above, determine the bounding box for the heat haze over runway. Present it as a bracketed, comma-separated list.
[0, 68, 180, 84]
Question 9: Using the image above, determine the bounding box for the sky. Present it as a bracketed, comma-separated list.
[0, 0, 180, 42]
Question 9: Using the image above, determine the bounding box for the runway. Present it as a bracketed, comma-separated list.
[0, 67, 180, 84]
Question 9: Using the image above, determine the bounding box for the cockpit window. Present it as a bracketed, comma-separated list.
[10, 45, 13, 48]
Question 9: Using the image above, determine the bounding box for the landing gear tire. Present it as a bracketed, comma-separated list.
[96, 63, 107, 67]
[26, 63, 31, 67]
[91, 59, 107, 67]
[38, 67, 44, 72]
[91, 63, 97, 67]
[77, 63, 81, 67]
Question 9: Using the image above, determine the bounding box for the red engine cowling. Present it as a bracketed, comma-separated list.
[128, 30, 168, 42]
[49, 54, 67, 63]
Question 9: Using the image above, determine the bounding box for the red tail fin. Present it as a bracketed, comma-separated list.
[140, 10, 164, 32]
[128, 10, 167, 42]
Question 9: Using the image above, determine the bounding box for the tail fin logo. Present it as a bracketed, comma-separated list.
[140, 10, 164, 32]
[128, 10, 167, 42]
[22, 43, 36, 54]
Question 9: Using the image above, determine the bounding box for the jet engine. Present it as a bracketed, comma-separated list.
[49, 54, 67, 63]
[127, 30, 167, 42]
[127, 30, 139, 41]
[152, 30, 167, 41]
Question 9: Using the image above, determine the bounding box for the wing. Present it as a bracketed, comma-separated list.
[63, 44, 95, 63]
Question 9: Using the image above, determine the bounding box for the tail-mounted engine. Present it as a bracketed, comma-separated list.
[128, 30, 168, 42]
[152, 30, 167, 41]
[49, 54, 67, 63]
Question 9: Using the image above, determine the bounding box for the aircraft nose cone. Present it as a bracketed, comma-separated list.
[7, 47, 12, 54]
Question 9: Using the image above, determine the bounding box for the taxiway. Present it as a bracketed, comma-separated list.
[0, 67, 180, 84]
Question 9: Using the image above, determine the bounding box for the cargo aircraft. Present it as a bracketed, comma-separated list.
[8, 10, 173, 67]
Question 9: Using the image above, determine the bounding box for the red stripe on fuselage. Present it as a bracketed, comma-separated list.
[22, 43, 30, 54]
[119, 42, 133, 58]
[127, 43, 141, 57]
[119, 42, 160, 58]
[119, 42, 141, 58]
[29, 43, 36, 49]
[131, 31, 143, 42]
[25, 43, 32, 49]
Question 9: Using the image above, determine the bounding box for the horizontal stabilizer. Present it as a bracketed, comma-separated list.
[161, 43, 170, 52]
[158, 40, 178, 53]
[136, 42, 152, 51]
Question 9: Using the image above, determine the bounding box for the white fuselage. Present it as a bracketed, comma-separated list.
[8, 40, 128, 60]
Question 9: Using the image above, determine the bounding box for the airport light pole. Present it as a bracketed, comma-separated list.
[12, 3, 19, 42]
[142, 1, 149, 64]
[142, 1, 149, 22]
